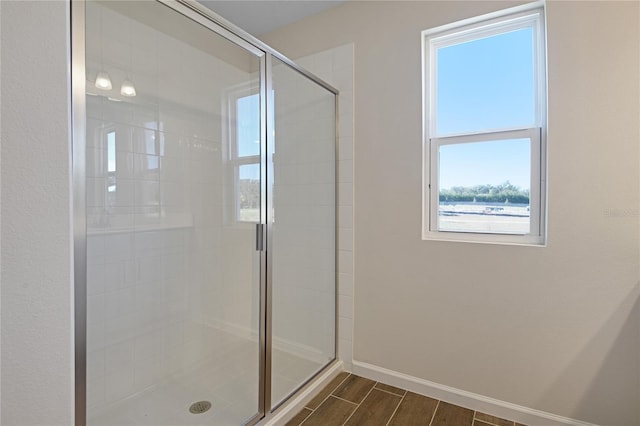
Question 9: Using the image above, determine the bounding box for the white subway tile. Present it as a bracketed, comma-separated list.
[338, 316, 353, 342]
[86, 376, 106, 408]
[338, 227, 353, 251]
[105, 366, 135, 403]
[338, 272, 354, 297]
[338, 182, 353, 207]
[105, 287, 136, 320]
[338, 138, 353, 161]
[338, 205, 353, 229]
[339, 338, 353, 365]
[134, 355, 162, 391]
[87, 348, 106, 380]
[105, 339, 135, 373]
[338, 294, 353, 319]
[338, 160, 353, 184]
[135, 330, 162, 363]
[87, 262, 106, 296]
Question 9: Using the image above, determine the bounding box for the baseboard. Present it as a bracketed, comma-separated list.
[264, 360, 344, 426]
[352, 360, 600, 426]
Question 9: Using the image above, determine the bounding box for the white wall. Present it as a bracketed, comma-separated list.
[261, 1, 640, 425]
[0, 1, 74, 424]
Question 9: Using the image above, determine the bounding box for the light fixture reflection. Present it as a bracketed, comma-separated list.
[95, 71, 112, 90]
[120, 79, 136, 97]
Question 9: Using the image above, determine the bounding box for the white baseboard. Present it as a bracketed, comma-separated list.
[264, 360, 344, 426]
[352, 360, 600, 426]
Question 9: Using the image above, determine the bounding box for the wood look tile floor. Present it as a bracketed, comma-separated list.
[286, 373, 527, 426]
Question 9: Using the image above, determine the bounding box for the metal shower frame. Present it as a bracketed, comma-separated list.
[71, 1, 340, 425]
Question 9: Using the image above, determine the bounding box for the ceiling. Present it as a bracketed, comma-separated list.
[198, 1, 345, 36]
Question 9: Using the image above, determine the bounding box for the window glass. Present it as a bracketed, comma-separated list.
[423, 8, 546, 244]
[436, 27, 535, 136]
[438, 139, 531, 234]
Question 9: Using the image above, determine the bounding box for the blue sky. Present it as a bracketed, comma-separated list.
[237, 94, 261, 180]
[436, 27, 534, 190]
[237, 28, 535, 188]
[439, 139, 530, 189]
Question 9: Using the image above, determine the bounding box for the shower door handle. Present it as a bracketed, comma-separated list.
[256, 223, 264, 251]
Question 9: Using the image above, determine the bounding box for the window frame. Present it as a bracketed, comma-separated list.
[422, 4, 547, 246]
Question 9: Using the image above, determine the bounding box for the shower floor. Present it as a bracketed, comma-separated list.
[88, 326, 326, 426]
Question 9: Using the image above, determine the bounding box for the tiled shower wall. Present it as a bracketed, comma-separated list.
[295, 44, 355, 370]
[85, 2, 259, 414]
[271, 60, 337, 370]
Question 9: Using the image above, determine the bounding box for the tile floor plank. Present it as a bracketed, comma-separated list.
[475, 412, 515, 426]
[285, 408, 313, 426]
[388, 391, 438, 425]
[343, 388, 402, 426]
[332, 375, 376, 404]
[301, 396, 357, 426]
[288, 374, 524, 426]
[374, 382, 407, 396]
[431, 401, 474, 426]
[305, 372, 350, 410]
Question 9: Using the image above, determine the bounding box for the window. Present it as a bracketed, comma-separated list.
[226, 85, 261, 223]
[422, 6, 547, 245]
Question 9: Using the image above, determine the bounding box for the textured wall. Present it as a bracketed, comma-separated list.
[0, 1, 74, 424]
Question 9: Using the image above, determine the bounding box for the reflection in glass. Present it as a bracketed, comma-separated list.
[85, 1, 261, 424]
[237, 93, 260, 158]
[238, 163, 260, 222]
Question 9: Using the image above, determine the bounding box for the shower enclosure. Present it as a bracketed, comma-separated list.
[73, 1, 337, 424]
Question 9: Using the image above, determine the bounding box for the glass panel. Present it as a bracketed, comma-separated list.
[238, 163, 260, 222]
[436, 27, 535, 135]
[438, 139, 531, 234]
[271, 58, 336, 408]
[237, 93, 260, 157]
[85, 1, 261, 424]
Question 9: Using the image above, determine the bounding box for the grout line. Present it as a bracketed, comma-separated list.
[331, 394, 359, 406]
[296, 407, 313, 426]
[340, 381, 377, 426]
[299, 404, 320, 426]
[374, 386, 406, 398]
[304, 373, 351, 412]
[299, 373, 352, 426]
[428, 400, 440, 426]
[385, 391, 406, 426]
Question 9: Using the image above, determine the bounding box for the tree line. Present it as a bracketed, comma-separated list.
[439, 181, 529, 204]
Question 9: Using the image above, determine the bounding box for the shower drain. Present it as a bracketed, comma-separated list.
[189, 400, 212, 414]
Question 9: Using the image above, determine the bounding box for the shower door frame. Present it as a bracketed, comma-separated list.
[71, 1, 340, 425]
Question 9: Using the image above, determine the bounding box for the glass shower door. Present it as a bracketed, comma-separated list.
[270, 58, 337, 408]
[83, 1, 263, 424]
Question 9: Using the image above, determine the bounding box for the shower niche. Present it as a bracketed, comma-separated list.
[75, 1, 337, 425]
